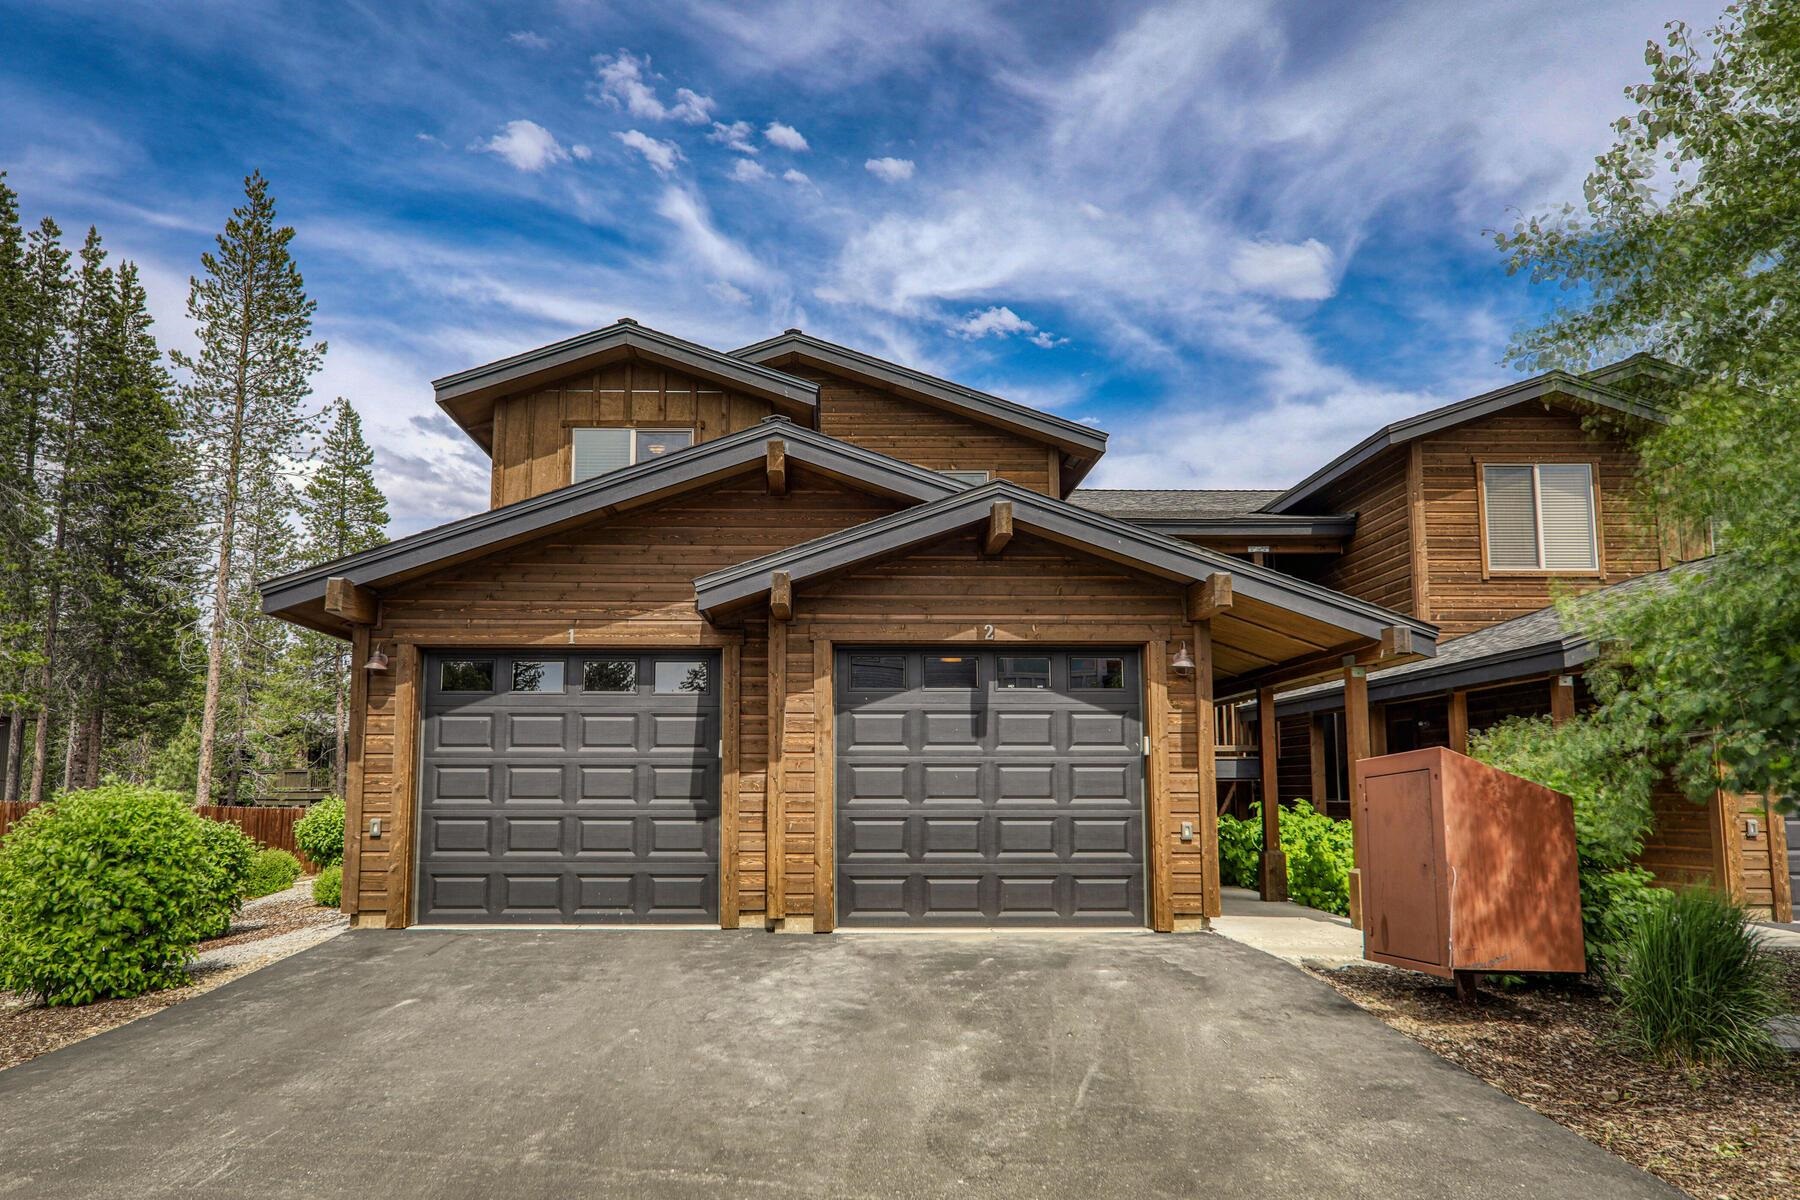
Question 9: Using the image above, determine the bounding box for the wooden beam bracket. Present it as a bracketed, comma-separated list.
[325, 576, 379, 626]
[766, 440, 788, 496]
[1185, 572, 1233, 622]
[983, 500, 1013, 556]
[769, 570, 793, 622]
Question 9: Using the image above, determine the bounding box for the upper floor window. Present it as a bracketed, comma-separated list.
[1482, 463, 1598, 572]
[571, 427, 695, 483]
[943, 469, 990, 487]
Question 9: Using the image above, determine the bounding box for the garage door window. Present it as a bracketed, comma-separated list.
[582, 659, 636, 692]
[511, 660, 565, 692]
[924, 654, 978, 689]
[655, 660, 710, 694]
[440, 660, 493, 692]
[849, 654, 906, 690]
[997, 656, 1051, 689]
[1069, 656, 1126, 689]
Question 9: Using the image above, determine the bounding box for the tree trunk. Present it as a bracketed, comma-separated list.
[194, 400, 247, 807]
[1, 708, 23, 802]
[82, 708, 102, 787]
[60, 707, 80, 793]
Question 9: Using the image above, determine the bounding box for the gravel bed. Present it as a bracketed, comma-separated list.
[1310, 949, 1800, 1200]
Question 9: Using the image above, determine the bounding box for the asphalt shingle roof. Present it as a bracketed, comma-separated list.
[1068, 489, 1286, 520]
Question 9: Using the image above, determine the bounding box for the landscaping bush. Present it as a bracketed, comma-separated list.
[245, 848, 303, 899]
[1472, 715, 1664, 974]
[312, 863, 342, 908]
[293, 795, 346, 868]
[1614, 887, 1782, 1067]
[195, 818, 258, 938]
[1216, 805, 1263, 889]
[0, 784, 214, 1006]
[1278, 801, 1355, 915]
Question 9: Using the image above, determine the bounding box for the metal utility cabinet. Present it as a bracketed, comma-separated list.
[1355, 746, 1584, 983]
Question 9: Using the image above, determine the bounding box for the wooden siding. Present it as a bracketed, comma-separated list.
[780, 528, 1214, 923]
[1311, 448, 1414, 616]
[345, 470, 900, 923]
[488, 360, 777, 508]
[1416, 404, 1660, 638]
[789, 365, 1059, 496]
[1274, 714, 1314, 808]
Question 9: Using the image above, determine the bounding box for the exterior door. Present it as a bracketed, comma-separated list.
[416, 651, 719, 923]
[835, 648, 1144, 926]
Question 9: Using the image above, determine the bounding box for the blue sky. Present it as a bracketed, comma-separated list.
[2, 1, 1716, 535]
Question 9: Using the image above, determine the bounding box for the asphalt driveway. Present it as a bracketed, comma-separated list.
[0, 929, 1676, 1199]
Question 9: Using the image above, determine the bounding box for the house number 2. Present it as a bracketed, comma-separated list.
[982, 624, 996, 640]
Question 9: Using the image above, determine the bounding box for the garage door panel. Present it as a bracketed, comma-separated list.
[419, 653, 719, 925]
[837, 649, 1143, 927]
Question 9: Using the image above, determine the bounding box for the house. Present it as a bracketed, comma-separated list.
[1074, 355, 1786, 922]
[260, 321, 1436, 930]
[258, 323, 1784, 931]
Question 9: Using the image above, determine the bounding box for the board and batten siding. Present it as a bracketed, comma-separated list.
[343, 471, 900, 924]
[487, 361, 779, 508]
[789, 365, 1061, 496]
[776, 528, 1219, 929]
[1416, 404, 1661, 638]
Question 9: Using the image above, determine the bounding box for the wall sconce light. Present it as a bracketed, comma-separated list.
[363, 645, 391, 672]
[1171, 642, 1196, 673]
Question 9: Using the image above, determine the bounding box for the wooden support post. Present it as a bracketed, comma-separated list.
[1768, 799, 1794, 923]
[765, 616, 787, 921]
[769, 571, 793, 622]
[813, 638, 836, 932]
[1308, 716, 1328, 815]
[765, 440, 787, 496]
[719, 642, 741, 929]
[1185, 572, 1233, 621]
[341, 626, 370, 916]
[1146, 640, 1173, 933]
[1344, 661, 1371, 931]
[1194, 624, 1220, 921]
[983, 500, 1013, 556]
[324, 576, 378, 625]
[1448, 689, 1469, 755]
[385, 643, 421, 930]
[1370, 703, 1388, 757]
[1257, 686, 1287, 902]
[1551, 674, 1576, 725]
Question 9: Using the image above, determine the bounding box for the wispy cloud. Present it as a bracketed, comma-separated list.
[615, 129, 683, 175]
[728, 158, 770, 183]
[708, 120, 757, 153]
[590, 50, 715, 124]
[506, 30, 551, 51]
[864, 156, 914, 182]
[476, 120, 572, 172]
[764, 122, 809, 151]
[951, 305, 1063, 348]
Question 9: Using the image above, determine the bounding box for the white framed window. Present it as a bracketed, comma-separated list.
[1482, 463, 1599, 572]
[942, 470, 990, 487]
[571, 427, 695, 483]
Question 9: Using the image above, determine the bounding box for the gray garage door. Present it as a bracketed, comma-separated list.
[836, 648, 1145, 926]
[417, 652, 719, 924]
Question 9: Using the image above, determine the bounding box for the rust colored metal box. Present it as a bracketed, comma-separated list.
[1354, 746, 1585, 979]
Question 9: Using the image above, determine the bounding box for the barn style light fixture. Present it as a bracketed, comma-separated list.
[363, 645, 391, 672]
[1171, 642, 1196, 673]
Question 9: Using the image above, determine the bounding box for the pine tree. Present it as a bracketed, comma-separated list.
[172, 172, 324, 805]
[299, 397, 389, 796]
[27, 227, 109, 803]
[0, 204, 68, 803]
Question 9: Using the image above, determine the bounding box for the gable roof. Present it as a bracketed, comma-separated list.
[1263, 370, 1668, 514]
[731, 329, 1110, 472]
[693, 479, 1437, 682]
[1275, 558, 1710, 715]
[260, 418, 961, 634]
[434, 319, 821, 452]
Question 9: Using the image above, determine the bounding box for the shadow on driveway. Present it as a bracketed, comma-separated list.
[0, 929, 1678, 1199]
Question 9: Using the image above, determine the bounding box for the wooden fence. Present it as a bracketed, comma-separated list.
[0, 800, 320, 872]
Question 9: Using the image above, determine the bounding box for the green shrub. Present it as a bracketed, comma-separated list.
[293, 796, 346, 868]
[195, 818, 258, 938]
[1472, 715, 1664, 973]
[245, 848, 302, 899]
[1217, 806, 1263, 889]
[1614, 887, 1782, 1067]
[312, 864, 343, 908]
[0, 784, 214, 1005]
[1279, 801, 1355, 915]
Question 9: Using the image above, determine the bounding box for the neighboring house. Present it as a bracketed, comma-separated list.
[260, 321, 1435, 931]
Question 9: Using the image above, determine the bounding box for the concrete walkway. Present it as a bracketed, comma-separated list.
[1211, 885, 1367, 967]
[0, 928, 1677, 1199]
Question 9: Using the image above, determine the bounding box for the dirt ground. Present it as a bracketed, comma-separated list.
[1311, 948, 1800, 1200]
[0, 883, 347, 1072]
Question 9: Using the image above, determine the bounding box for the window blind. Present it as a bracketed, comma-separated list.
[1482, 465, 1540, 569]
[572, 428, 632, 482]
[1536, 463, 1598, 569]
